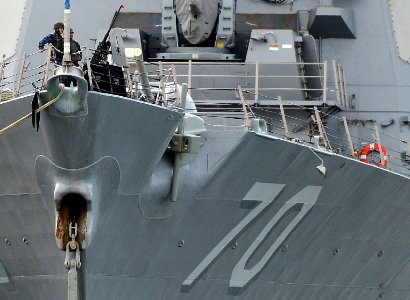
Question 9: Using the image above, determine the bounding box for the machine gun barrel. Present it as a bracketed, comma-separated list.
[91, 4, 124, 64]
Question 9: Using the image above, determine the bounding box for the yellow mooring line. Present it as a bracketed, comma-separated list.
[0, 85, 65, 135]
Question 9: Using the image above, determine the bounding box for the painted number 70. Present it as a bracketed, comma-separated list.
[183, 183, 322, 288]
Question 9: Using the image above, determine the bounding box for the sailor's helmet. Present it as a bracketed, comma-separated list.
[54, 22, 64, 30]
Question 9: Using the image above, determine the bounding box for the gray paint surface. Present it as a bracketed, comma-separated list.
[0, 0, 410, 299]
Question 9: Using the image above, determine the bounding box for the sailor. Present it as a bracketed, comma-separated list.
[65, 28, 82, 87]
[69, 28, 82, 66]
[38, 22, 65, 65]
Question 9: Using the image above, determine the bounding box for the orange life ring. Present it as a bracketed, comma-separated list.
[360, 143, 388, 167]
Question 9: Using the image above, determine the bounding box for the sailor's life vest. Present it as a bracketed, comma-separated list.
[70, 40, 81, 62]
[53, 33, 64, 58]
[359, 143, 388, 167]
[52, 35, 81, 63]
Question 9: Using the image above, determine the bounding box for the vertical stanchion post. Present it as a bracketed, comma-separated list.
[323, 61, 327, 104]
[156, 62, 162, 104]
[255, 62, 259, 104]
[343, 116, 355, 157]
[42, 46, 52, 86]
[341, 66, 347, 108]
[188, 60, 192, 96]
[374, 124, 385, 167]
[314, 106, 332, 151]
[157, 61, 167, 105]
[336, 64, 346, 108]
[314, 106, 325, 139]
[0, 60, 4, 102]
[238, 85, 250, 128]
[163, 68, 170, 107]
[278, 96, 289, 138]
[332, 60, 341, 106]
[172, 65, 181, 107]
[15, 52, 27, 97]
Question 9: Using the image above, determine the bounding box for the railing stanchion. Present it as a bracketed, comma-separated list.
[341, 66, 348, 108]
[42, 47, 52, 87]
[255, 62, 259, 104]
[332, 60, 341, 106]
[278, 96, 289, 138]
[323, 61, 327, 104]
[343, 116, 355, 157]
[188, 60, 192, 96]
[238, 85, 250, 128]
[0, 60, 4, 102]
[172, 65, 181, 107]
[15, 52, 27, 97]
[314, 106, 332, 151]
[374, 124, 385, 167]
[157, 61, 167, 105]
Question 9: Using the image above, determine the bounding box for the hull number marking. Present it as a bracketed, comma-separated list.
[183, 183, 322, 288]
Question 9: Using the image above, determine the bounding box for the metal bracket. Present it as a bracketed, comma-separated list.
[400, 116, 410, 126]
[170, 134, 201, 154]
[401, 151, 410, 162]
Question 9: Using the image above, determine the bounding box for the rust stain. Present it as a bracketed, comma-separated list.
[56, 205, 71, 249]
[77, 208, 87, 250]
[55, 199, 87, 250]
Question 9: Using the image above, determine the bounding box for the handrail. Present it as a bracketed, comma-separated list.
[0, 46, 88, 101]
[153, 60, 335, 105]
[0, 48, 408, 176]
[0, 49, 51, 100]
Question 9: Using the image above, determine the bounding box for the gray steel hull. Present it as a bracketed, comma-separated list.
[0, 97, 410, 298]
[1, 0, 410, 298]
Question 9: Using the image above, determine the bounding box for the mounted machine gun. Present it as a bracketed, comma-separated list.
[90, 4, 124, 65]
[86, 4, 127, 97]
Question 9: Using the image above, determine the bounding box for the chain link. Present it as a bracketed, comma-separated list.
[64, 221, 81, 270]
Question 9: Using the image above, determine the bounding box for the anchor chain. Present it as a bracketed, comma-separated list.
[64, 221, 81, 300]
[64, 221, 81, 270]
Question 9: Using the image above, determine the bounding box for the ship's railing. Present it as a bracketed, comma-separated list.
[147, 60, 348, 108]
[199, 85, 410, 177]
[141, 61, 408, 176]
[0, 48, 347, 110]
[0, 46, 67, 101]
[0, 47, 183, 106]
[0, 49, 48, 101]
[135, 61, 409, 176]
[122, 60, 410, 176]
[0, 45, 88, 101]
[3, 49, 408, 175]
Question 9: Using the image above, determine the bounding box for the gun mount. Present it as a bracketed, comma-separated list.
[157, 0, 237, 61]
[90, 4, 124, 65]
